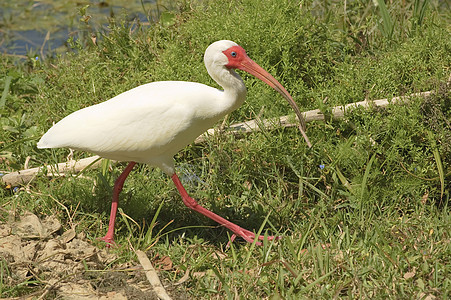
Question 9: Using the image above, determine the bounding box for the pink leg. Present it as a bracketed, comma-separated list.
[99, 162, 136, 246]
[171, 173, 280, 245]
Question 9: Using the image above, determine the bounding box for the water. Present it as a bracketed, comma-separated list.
[0, 0, 160, 57]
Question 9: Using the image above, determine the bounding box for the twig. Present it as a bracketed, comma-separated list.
[399, 161, 438, 181]
[135, 250, 172, 300]
[32, 191, 76, 230]
[40, 31, 50, 59]
[194, 90, 433, 143]
[1, 155, 103, 186]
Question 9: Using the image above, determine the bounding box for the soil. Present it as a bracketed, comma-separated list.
[0, 211, 184, 299]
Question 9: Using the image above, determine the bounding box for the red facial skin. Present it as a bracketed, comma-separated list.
[223, 45, 311, 148]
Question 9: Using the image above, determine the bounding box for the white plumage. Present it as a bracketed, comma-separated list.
[38, 81, 237, 174]
[38, 40, 310, 245]
[38, 41, 251, 175]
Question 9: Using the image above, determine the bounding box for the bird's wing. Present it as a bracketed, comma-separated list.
[38, 81, 222, 161]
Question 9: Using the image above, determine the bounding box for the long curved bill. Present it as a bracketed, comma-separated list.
[238, 56, 312, 148]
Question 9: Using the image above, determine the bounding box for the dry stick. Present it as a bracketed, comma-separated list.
[1, 155, 103, 186]
[1, 90, 434, 187]
[194, 90, 433, 143]
[40, 31, 50, 59]
[135, 250, 172, 300]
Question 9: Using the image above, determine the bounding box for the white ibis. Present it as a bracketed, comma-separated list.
[37, 40, 311, 246]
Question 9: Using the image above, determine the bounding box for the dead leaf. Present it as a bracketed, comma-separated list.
[422, 192, 429, 205]
[99, 291, 128, 300]
[211, 250, 227, 260]
[15, 211, 45, 238]
[154, 255, 173, 271]
[175, 269, 190, 285]
[58, 281, 127, 300]
[0, 223, 11, 237]
[192, 271, 206, 278]
[60, 228, 76, 243]
[41, 215, 62, 236]
[418, 292, 436, 300]
[0, 235, 35, 262]
[0, 235, 38, 280]
[403, 268, 416, 279]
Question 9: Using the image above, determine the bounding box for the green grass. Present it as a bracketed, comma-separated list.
[1, 0, 450, 298]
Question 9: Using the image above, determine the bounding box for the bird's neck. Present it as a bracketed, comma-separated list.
[215, 69, 247, 114]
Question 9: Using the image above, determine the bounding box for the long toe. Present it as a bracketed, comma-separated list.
[234, 227, 282, 245]
[98, 235, 117, 248]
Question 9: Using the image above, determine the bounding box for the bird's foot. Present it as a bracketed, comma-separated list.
[97, 235, 117, 248]
[227, 227, 281, 247]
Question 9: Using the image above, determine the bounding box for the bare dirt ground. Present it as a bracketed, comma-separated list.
[0, 212, 183, 299]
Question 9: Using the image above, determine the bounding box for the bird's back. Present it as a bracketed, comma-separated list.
[38, 81, 224, 164]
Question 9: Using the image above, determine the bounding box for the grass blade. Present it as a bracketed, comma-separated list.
[0, 76, 12, 110]
[244, 211, 271, 265]
[334, 165, 354, 194]
[143, 200, 166, 248]
[212, 268, 232, 299]
[360, 153, 377, 202]
[287, 157, 330, 200]
[303, 268, 337, 292]
[413, 0, 429, 28]
[427, 131, 445, 199]
[376, 0, 394, 39]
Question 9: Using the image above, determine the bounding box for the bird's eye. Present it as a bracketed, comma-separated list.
[230, 51, 237, 57]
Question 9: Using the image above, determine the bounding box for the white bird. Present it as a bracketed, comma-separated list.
[38, 40, 311, 246]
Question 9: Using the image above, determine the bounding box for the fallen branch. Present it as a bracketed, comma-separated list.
[136, 250, 172, 300]
[1, 90, 435, 187]
[194, 90, 433, 143]
[1, 156, 103, 187]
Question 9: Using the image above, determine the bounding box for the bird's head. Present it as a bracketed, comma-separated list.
[204, 40, 240, 69]
[204, 40, 311, 147]
[204, 40, 266, 77]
